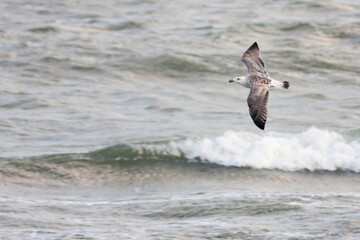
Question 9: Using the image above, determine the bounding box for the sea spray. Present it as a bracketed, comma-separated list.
[141, 127, 360, 172]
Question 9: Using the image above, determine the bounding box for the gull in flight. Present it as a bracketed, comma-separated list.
[229, 42, 290, 130]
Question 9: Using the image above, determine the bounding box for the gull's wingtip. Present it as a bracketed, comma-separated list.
[253, 119, 266, 130]
[248, 42, 260, 51]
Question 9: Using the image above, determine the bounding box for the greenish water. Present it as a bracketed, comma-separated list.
[1, 0, 360, 239]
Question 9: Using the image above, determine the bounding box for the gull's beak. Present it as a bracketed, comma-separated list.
[229, 79, 234, 83]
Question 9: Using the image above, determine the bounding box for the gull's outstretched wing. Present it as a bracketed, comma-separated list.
[241, 42, 268, 76]
[247, 83, 269, 130]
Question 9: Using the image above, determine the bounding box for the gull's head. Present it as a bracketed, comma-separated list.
[229, 76, 244, 84]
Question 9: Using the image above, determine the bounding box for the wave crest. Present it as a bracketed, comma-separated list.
[145, 127, 360, 172]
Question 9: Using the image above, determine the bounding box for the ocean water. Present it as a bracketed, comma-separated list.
[1, 0, 360, 239]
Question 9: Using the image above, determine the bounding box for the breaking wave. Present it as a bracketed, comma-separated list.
[141, 127, 360, 172]
[1, 127, 360, 183]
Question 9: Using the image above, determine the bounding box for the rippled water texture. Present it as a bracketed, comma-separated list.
[0, 0, 360, 239]
[1, 0, 359, 157]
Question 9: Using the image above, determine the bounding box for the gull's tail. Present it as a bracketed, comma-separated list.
[271, 79, 290, 89]
[283, 81, 290, 89]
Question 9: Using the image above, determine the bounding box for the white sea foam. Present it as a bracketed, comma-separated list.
[160, 127, 360, 172]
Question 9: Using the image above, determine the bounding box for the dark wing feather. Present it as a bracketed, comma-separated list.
[241, 42, 268, 75]
[247, 84, 269, 130]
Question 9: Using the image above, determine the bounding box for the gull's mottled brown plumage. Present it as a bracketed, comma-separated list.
[241, 42, 268, 77]
[229, 42, 290, 130]
[246, 77, 269, 130]
[243, 42, 270, 130]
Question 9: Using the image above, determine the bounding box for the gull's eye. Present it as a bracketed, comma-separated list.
[237, 77, 240, 80]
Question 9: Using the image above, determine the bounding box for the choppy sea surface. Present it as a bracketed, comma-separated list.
[1, 0, 360, 239]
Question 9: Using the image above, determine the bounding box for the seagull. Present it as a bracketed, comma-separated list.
[229, 42, 289, 130]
